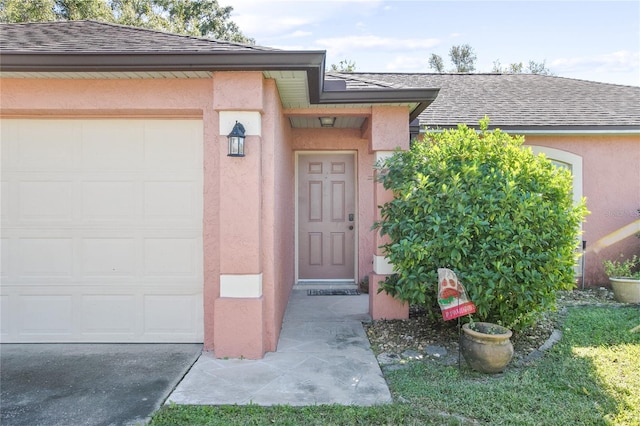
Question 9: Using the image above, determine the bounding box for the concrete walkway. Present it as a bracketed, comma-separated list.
[167, 289, 392, 406]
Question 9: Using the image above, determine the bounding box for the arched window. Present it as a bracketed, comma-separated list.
[528, 146, 583, 206]
[528, 146, 584, 278]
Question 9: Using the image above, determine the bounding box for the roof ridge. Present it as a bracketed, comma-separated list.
[348, 71, 640, 88]
[0, 20, 276, 52]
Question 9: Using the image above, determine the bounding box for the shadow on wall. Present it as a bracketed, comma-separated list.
[588, 218, 640, 286]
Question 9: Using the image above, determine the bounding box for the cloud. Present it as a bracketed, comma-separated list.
[385, 55, 429, 72]
[290, 30, 313, 38]
[315, 35, 440, 55]
[230, 0, 384, 40]
[551, 50, 640, 74]
[233, 13, 314, 38]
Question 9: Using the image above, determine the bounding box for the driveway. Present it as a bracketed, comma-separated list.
[0, 343, 202, 426]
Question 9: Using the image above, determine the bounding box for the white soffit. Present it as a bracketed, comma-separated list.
[263, 70, 310, 108]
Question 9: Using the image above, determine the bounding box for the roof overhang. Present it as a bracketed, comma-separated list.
[0, 50, 439, 123]
[418, 124, 640, 135]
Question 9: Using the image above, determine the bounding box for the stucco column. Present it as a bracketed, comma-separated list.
[213, 109, 266, 359]
[369, 106, 410, 320]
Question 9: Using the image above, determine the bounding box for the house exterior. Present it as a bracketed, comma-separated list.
[1, 21, 638, 359]
[331, 72, 640, 289]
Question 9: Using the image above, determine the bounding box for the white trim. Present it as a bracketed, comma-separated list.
[528, 146, 583, 205]
[375, 151, 396, 162]
[373, 255, 394, 275]
[220, 274, 263, 298]
[294, 151, 358, 284]
[219, 111, 262, 136]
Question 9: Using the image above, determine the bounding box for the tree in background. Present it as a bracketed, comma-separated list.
[492, 59, 554, 75]
[329, 59, 357, 72]
[427, 53, 445, 73]
[429, 44, 554, 76]
[0, 0, 56, 21]
[428, 44, 477, 73]
[449, 44, 477, 72]
[0, 0, 254, 44]
[56, 0, 113, 21]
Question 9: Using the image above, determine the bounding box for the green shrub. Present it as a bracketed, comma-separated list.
[603, 255, 640, 279]
[374, 118, 589, 330]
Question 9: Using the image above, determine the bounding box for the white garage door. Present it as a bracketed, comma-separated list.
[1, 119, 204, 342]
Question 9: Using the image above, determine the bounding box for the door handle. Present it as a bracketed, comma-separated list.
[349, 225, 354, 230]
[348, 213, 354, 221]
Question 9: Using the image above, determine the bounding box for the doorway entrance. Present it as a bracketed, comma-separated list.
[297, 152, 356, 282]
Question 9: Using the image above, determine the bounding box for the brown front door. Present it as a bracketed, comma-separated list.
[298, 153, 355, 281]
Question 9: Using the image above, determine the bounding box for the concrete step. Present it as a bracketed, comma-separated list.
[293, 281, 358, 290]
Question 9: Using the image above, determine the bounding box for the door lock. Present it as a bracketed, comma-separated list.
[348, 213, 354, 221]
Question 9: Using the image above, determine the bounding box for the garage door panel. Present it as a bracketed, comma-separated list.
[144, 294, 200, 334]
[19, 294, 74, 334]
[0, 285, 203, 342]
[144, 238, 199, 276]
[18, 238, 74, 276]
[81, 181, 137, 221]
[15, 120, 79, 170]
[143, 181, 199, 222]
[82, 121, 144, 170]
[0, 120, 17, 170]
[81, 238, 137, 276]
[81, 294, 137, 334]
[1, 118, 204, 343]
[1, 180, 10, 220]
[1, 237, 9, 279]
[19, 180, 74, 222]
[144, 121, 200, 170]
[1, 295, 10, 336]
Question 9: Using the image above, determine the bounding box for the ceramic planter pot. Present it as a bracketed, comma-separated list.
[609, 278, 640, 303]
[461, 322, 513, 374]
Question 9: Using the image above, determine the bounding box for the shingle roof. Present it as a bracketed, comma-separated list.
[2, 22, 638, 131]
[331, 72, 640, 131]
[0, 20, 275, 52]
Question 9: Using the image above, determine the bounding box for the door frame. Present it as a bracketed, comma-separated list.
[294, 150, 358, 284]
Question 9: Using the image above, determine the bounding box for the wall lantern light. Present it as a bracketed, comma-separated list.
[227, 121, 246, 157]
[319, 117, 336, 128]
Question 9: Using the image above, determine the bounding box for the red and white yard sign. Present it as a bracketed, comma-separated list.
[437, 268, 476, 321]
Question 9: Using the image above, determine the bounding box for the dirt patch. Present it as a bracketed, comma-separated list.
[364, 288, 620, 367]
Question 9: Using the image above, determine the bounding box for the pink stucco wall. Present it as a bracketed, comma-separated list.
[219, 133, 263, 274]
[262, 78, 295, 352]
[0, 74, 298, 357]
[370, 106, 410, 152]
[0, 76, 417, 355]
[524, 134, 640, 287]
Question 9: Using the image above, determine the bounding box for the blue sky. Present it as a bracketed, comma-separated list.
[228, 0, 640, 86]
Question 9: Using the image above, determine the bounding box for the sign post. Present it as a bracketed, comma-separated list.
[437, 268, 476, 370]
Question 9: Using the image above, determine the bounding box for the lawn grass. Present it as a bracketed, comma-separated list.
[148, 306, 640, 426]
